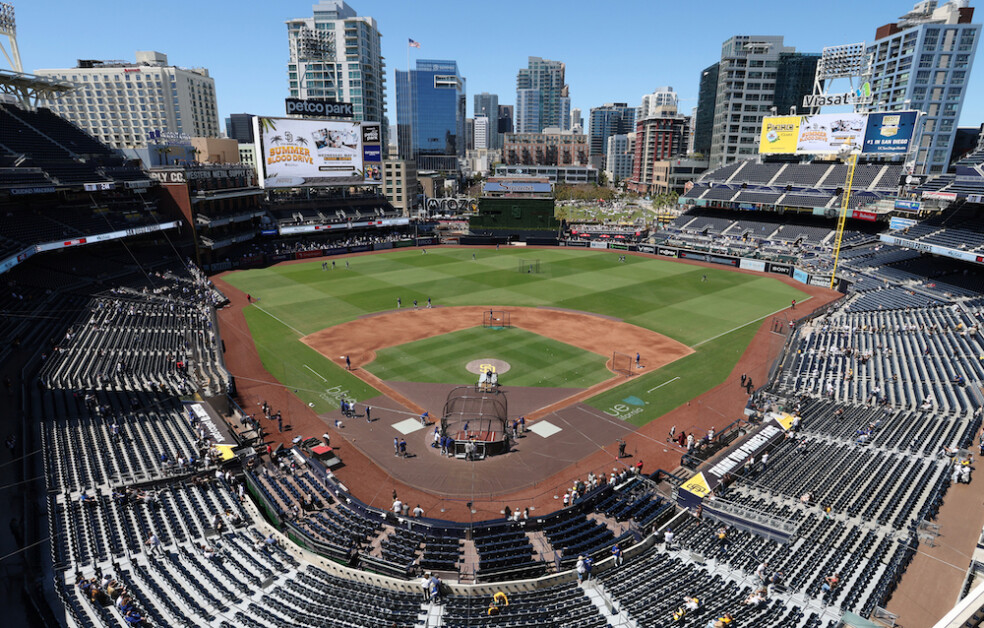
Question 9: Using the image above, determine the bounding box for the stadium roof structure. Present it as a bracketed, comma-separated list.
[0, 69, 74, 111]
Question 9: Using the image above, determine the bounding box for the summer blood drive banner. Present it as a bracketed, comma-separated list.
[253, 116, 377, 188]
[796, 113, 867, 154]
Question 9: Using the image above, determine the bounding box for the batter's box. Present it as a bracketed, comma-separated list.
[529, 420, 562, 439]
[392, 418, 425, 435]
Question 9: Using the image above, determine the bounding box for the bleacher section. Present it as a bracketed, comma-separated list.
[683, 159, 903, 212]
[654, 207, 876, 272]
[14, 204, 984, 628]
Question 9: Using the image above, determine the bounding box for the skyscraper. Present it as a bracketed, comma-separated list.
[498, 105, 514, 135]
[36, 51, 219, 150]
[515, 56, 570, 133]
[693, 64, 719, 157]
[702, 36, 818, 166]
[286, 1, 386, 138]
[474, 92, 500, 149]
[588, 103, 636, 169]
[395, 59, 466, 172]
[868, 0, 980, 173]
[226, 113, 255, 143]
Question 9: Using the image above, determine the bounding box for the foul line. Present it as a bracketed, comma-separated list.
[647, 377, 680, 393]
[253, 304, 304, 337]
[303, 365, 326, 382]
[691, 296, 813, 348]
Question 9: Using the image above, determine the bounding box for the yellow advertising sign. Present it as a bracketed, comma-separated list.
[759, 116, 801, 154]
[773, 412, 796, 431]
[680, 472, 713, 498]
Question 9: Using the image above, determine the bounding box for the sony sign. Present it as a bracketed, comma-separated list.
[285, 98, 354, 118]
[802, 92, 872, 108]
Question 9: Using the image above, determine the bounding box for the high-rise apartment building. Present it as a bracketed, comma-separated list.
[474, 92, 500, 149]
[395, 59, 466, 172]
[515, 57, 570, 133]
[571, 108, 584, 133]
[700, 36, 818, 166]
[628, 101, 691, 194]
[35, 51, 219, 150]
[868, 0, 980, 173]
[474, 116, 490, 150]
[286, 1, 386, 136]
[639, 87, 679, 120]
[588, 103, 636, 169]
[604, 133, 635, 183]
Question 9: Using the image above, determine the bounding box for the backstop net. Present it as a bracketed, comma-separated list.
[518, 258, 541, 274]
[441, 386, 509, 457]
[611, 351, 634, 377]
[483, 310, 511, 329]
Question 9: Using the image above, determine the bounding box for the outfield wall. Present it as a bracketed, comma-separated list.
[207, 235, 834, 291]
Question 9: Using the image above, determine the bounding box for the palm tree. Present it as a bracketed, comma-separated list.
[295, 137, 308, 146]
[270, 135, 284, 145]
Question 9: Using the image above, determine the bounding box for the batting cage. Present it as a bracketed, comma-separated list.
[482, 309, 511, 329]
[518, 258, 541, 274]
[611, 351, 634, 377]
[441, 386, 509, 459]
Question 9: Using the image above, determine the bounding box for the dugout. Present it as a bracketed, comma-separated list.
[441, 386, 509, 459]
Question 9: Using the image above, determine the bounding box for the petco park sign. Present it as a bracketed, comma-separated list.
[285, 98, 354, 118]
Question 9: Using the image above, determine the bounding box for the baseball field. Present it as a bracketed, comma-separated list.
[222, 247, 807, 426]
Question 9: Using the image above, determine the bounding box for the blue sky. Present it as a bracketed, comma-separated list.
[13, 0, 984, 129]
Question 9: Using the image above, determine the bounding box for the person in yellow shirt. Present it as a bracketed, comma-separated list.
[492, 591, 508, 607]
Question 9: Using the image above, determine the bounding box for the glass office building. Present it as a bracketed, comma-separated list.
[396, 59, 466, 173]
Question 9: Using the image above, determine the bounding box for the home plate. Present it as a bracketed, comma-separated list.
[392, 418, 425, 435]
[529, 420, 562, 438]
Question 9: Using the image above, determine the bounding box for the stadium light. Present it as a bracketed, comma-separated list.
[0, 3, 14, 35]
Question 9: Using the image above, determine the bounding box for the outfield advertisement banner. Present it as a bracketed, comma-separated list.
[739, 259, 767, 272]
[296, 250, 323, 259]
[862, 112, 918, 155]
[879, 234, 984, 264]
[759, 111, 917, 155]
[759, 116, 801, 154]
[889, 216, 918, 230]
[637, 244, 656, 254]
[253, 116, 382, 188]
[589, 241, 608, 249]
[796, 113, 867, 154]
[793, 268, 810, 284]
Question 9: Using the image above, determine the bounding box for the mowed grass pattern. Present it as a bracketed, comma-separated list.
[367, 327, 612, 388]
[224, 248, 808, 418]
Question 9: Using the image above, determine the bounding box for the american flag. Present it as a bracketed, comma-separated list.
[408, 38, 420, 48]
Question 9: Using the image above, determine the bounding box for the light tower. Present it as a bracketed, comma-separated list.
[0, 2, 74, 110]
[0, 2, 23, 73]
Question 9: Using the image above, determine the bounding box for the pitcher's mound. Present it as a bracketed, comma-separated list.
[465, 358, 511, 375]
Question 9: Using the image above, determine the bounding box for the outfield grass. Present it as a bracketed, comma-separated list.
[223, 248, 807, 418]
[366, 326, 612, 388]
